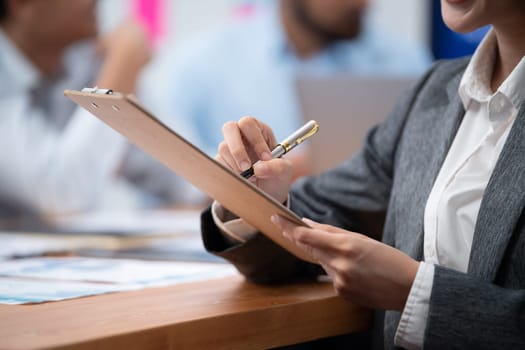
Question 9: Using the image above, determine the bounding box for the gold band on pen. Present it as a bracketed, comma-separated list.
[281, 141, 292, 153]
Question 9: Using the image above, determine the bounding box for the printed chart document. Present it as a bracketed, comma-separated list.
[0, 257, 237, 304]
[65, 89, 315, 263]
[0, 232, 119, 260]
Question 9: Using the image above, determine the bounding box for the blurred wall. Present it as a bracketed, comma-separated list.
[369, 0, 429, 49]
[97, 0, 431, 51]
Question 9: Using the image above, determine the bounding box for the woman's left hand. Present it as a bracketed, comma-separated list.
[271, 215, 419, 311]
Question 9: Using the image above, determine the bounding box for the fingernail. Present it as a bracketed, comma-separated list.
[240, 161, 251, 171]
[260, 151, 272, 161]
[302, 218, 315, 225]
[270, 214, 280, 225]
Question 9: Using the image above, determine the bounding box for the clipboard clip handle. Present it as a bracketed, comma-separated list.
[81, 86, 113, 95]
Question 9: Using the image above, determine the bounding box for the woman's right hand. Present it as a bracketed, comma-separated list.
[217, 117, 294, 204]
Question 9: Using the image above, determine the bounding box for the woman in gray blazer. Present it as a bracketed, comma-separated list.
[201, 0, 525, 348]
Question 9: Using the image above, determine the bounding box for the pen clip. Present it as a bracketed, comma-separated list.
[281, 120, 319, 152]
[294, 122, 319, 145]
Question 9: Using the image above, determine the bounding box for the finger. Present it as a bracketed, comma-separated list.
[253, 158, 292, 180]
[238, 117, 275, 161]
[286, 234, 320, 262]
[222, 121, 252, 172]
[302, 218, 369, 242]
[320, 262, 337, 281]
[261, 122, 278, 153]
[217, 141, 241, 173]
[271, 215, 316, 258]
[271, 215, 342, 257]
[302, 218, 348, 234]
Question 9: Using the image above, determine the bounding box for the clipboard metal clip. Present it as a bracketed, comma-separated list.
[81, 86, 113, 95]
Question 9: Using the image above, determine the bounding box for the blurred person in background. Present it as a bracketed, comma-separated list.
[0, 0, 203, 228]
[140, 0, 433, 177]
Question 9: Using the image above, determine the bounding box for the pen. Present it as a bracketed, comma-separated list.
[240, 120, 319, 179]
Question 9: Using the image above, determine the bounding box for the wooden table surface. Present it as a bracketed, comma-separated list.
[0, 275, 372, 350]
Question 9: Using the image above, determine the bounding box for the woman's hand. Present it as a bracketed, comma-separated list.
[216, 116, 294, 204]
[271, 215, 419, 311]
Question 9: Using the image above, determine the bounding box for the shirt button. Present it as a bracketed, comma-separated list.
[488, 93, 508, 116]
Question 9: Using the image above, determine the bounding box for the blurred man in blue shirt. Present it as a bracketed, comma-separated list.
[0, 0, 204, 225]
[140, 0, 432, 166]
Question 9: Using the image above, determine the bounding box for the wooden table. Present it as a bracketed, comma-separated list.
[0, 275, 372, 350]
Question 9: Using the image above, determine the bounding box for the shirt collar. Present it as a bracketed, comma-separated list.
[0, 28, 41, 92]
[458, 30, 497, 107]
[498, 55, 525, 110]
[459, 29, 525, 111]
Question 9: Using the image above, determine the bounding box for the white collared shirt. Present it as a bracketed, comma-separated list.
[0, 30, 132, 215]
[395, 30, 525, 349]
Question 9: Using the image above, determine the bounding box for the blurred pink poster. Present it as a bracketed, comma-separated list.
[132, 0, 165, 45]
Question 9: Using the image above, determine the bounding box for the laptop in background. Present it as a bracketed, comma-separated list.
[296, 75, 416, 174]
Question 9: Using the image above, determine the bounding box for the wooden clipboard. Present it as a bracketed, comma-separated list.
[64, 89, 315, 263]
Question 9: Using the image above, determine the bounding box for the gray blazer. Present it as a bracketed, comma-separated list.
[201, 57, 525, 349]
